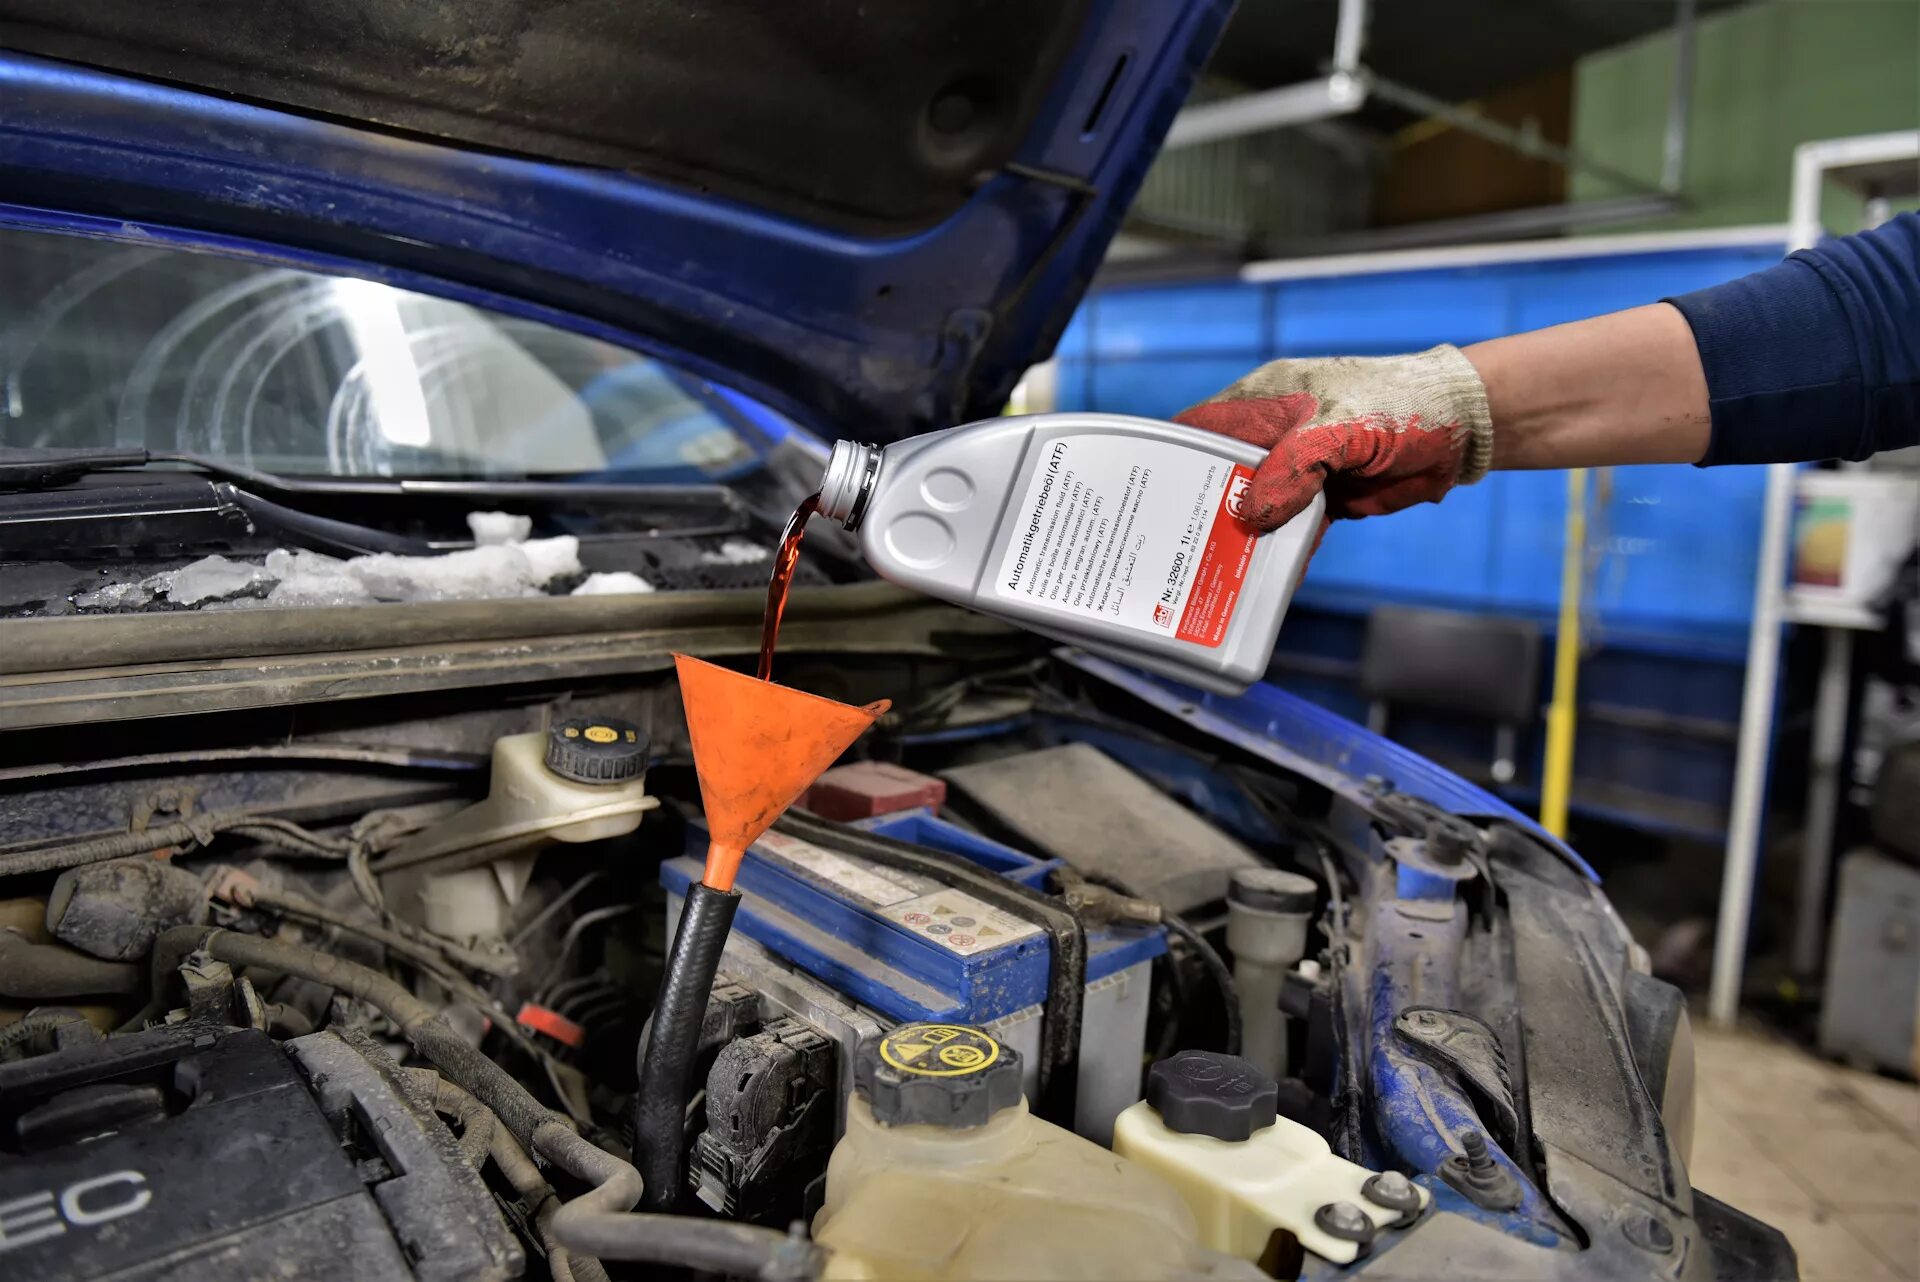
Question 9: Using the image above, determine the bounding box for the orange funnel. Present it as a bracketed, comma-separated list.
[675, 653, 888, 891]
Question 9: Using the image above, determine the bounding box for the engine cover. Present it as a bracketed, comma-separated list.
[0, 1023, 518, 1281]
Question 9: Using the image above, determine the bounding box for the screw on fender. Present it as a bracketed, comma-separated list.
[1440, 1129, 1523, 1211]
[1623, 1211, 1676, 1254]
[1361, 1170, 1423, 1225]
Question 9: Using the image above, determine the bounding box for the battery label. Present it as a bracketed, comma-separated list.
[991, 434, 1258, 649]
[881, 891, 1042, 956]
[753, 831, 921, 907]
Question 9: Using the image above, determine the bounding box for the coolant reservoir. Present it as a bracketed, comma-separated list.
[384, 716, 658, 939]
[814, 1024, 1262, 1282]
[1112, 1051, 1430, 1266]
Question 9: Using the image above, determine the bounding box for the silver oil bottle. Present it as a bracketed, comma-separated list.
[819, 413, 1323, 694]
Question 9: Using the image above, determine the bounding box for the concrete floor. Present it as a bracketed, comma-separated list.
[1691, 1021, 1919, 1279]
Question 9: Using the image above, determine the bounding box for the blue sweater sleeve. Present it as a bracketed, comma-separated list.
[1667, 212, 1920, 466]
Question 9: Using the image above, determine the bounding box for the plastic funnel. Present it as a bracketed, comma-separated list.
[674, 653, 888, 891]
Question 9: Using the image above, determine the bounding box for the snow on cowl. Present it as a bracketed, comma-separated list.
[72, 514, 658, 611]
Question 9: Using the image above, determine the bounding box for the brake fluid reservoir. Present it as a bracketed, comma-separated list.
[1112, 1052, 1430, 1266]
[813, 1024, 1261, 1282]
[385, 717, 658, 939]
[818, 414, 1324, 696]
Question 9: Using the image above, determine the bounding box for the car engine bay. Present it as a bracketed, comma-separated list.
[0, 638, 1793, 1281]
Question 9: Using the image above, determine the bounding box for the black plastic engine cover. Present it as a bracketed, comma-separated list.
[0, 1024, 505, 1281]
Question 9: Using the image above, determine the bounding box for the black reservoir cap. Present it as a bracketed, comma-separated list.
[856, 1023, 1022, 1130]
[546, 716, 648, 784]
[1147, 1050, 1279, 1141]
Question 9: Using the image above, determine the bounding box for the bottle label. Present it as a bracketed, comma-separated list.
[992, 435, 1258, 648]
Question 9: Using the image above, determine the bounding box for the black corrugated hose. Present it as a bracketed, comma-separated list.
[633, 882, 740, 1212]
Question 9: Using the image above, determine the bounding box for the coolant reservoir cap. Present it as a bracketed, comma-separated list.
[546, 716, 648, 784]
[1147, 1050, 1278, 1141]
[857, 1023, 1022, 1130]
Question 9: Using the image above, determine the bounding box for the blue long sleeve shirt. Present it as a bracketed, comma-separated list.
[1668, 212, 1920, 466]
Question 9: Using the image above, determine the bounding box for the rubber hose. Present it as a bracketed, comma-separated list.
[251, 887, 514, 979]
[403, 1067, 498, 1170]
[547, 1128, 814, 1278]
[0, 823, 199, 878]
[552, 1211, 812, 1279]
[633, 882, 739, 1212]
[150, 927, 556, 1149]
[0, 932, 141, 997]
[147, 928, 807, 1279]
[1165, 914, 1242, 1056]
[0, 813, 351, 879]
[489, 1126, 611, 1282]
[408, 1070, 611, 1282]
[264, 1002, 316, 1039]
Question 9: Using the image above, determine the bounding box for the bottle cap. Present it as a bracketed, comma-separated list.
[856, 1023, 1022, 1129]
[1146, 1050, 1278, 1141]
[545, 716, 648, 784]
[819, 441, 882, 528]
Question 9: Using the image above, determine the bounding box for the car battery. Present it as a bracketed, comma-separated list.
[662, 807, 1166, 1144]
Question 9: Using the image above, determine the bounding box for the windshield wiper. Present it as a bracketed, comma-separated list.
[0, 446, 746, 515]
[0, 447, 756, 560]
[215, 484, 437, 557]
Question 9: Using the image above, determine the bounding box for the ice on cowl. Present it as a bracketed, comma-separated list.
[71, 512, 592, 612]
[571, 571, 655, 596]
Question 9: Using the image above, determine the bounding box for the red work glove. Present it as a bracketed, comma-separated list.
[1174, 345, 1494, 541]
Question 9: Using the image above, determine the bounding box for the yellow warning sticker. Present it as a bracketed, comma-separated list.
[584, 725, 618, 744]
[878, 1024, 1000, 1078]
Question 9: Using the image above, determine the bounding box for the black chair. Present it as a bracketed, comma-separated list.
[1359, 606, 1543, 785]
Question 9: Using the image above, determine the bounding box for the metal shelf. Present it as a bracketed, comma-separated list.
[1782, 593, 1884, 632]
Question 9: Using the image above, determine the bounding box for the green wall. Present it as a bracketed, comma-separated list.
[1572, 0, 1920, 233]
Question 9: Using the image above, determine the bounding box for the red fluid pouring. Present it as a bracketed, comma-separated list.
[758, 491, 820, 682]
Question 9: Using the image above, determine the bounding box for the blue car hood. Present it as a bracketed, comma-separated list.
[0, 1, 1230, 443]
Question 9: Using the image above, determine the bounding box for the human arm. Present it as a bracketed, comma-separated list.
[1465, 302, 1709, 470]
[1176, 212, 1920, 531]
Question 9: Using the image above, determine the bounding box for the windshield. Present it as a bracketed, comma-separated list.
[0, 225, 769, 480]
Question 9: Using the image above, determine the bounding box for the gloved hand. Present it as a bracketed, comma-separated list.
[1174, 344, 1494, 533]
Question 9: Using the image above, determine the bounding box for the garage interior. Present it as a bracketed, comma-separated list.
[0, 2, 1916, 1280]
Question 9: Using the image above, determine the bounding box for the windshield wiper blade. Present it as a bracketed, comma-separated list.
[215, 484, 435, 557]
[0, 475, 441, 559]
[0, 447, 152, 490]
[0, 447, 746, 516]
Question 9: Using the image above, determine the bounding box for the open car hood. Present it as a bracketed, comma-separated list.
[0, 1, 1230, 443]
